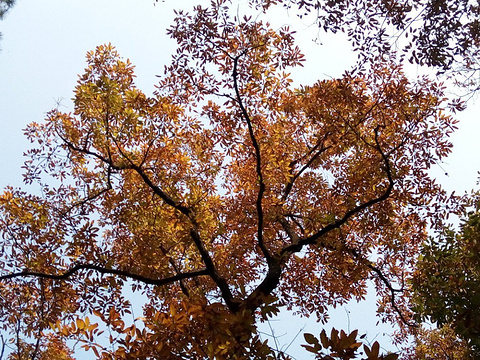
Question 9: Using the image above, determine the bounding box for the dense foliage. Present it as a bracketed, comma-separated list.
[246, 0, 480, 91]
[412, 206, 480, 357]
[0, 0, 14, 20]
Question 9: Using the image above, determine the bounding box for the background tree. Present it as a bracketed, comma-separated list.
[0, 0, 15, 42]
[403, 325, 472, 360]
[411, 200, 480, 358]
[0, 2, 457, 359]
[0, 0, 14, 20]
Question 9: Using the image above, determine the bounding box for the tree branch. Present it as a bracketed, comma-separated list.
[159, 245, 190, 297]
[282, 139, 332, 202]
[0, 264, 209, 287]
[232, 50, 273, 267]
[362, 256, 416, 327]
[59, 168, 113, 217]
[60, 134, 193, 218]
[189, 229, 238, 312]
[60, 133, 236, 313]
[232, 50, 285, 311]
[280, 126, 394, 257]
[275, 127, 416, 326]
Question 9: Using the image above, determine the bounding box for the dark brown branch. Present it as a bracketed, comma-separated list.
[0, 335, 5, 360]
[232, 50, 286, 312]
[15, 317, 21, 360]
[281, 214, 415, 327]
[276, 127, 416, 326]
[127, 166, 192, 217]
[0, 264, 209, 287]
[244, 258, 282, 311]
[59, 135, 130, 172]
[232, 51, 271, 263]
[61, 136, 192, 218]
[286, 213, 306, 235]
[31, 280, 46, 360]
[159, 245, 190, 297]
[59, 170, 113, 217]
[61, 133, 235, 312]
[277, 216, 301, 244]
[130, 165, 235, 308]
[280, 126, 394, 257]
[189, 229, 238, 312]
[282, 141, 332, 202]
[363, 257, 416, 327]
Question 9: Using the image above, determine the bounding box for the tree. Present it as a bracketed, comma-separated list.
[403, 325, 472, 360]
[0, 3, 457, 359]
[411, 202, 480, 358]
[0, 0, 14, 20]
[246, 0, 480, 92]
[0, 0, 15, 42]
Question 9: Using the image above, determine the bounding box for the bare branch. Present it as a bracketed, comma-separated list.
[363, 258, 416, 327]
[0, 335, 5, 360]
[59, 170, 113, 217]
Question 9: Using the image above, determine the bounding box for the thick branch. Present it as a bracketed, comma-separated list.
[0, 264, 209, 287]
[232, 51, 271, 262]
[130, 163, 192, 217]
[275, 128, 415, 325]
[189, 229, 238, 312]
[244, 257, 282, 311]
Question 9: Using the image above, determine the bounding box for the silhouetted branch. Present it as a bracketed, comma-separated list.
[0, 263, 209, 287]
[281, 126, 394, 256]
[232, 50, 271, 262]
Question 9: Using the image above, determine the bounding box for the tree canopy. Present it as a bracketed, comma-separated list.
[411, 203, 480, 358]
[246, 0, 480, 92]
[0, 0, 15, 42]
[0, 1, 474, 359]
[0, 0, 14, 20]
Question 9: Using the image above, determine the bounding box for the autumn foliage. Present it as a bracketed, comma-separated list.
[0, 2, 460, 359]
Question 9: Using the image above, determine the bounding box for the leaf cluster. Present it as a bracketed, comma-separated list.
[302, 328, 398, 360]
[248, 0, 480, 91]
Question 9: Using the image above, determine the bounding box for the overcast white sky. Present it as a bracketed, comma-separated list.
[0, 0, 479, 358]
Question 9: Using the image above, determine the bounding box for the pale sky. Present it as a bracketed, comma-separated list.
[0, 0, 479, 358]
